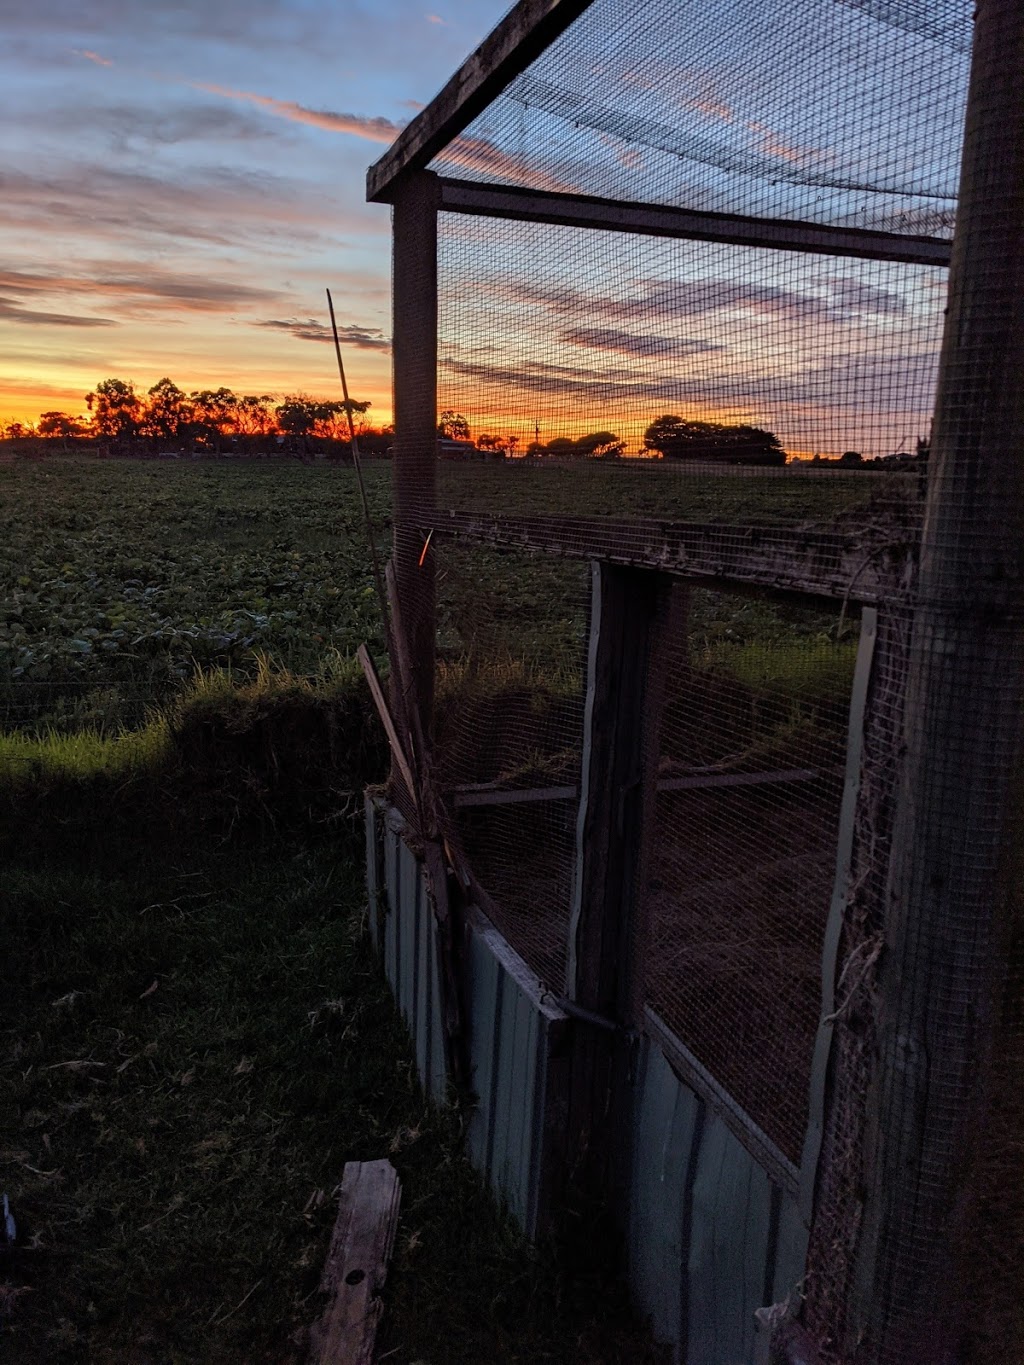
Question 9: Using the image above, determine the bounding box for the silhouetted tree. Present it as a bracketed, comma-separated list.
[574, 430, 626, 459]
[38, 412, 86, 439]
[437, 410, 470, 441]
[86, 379, 141, 440]
[643, 415, 785, 465]
[144, 378, 190, 440]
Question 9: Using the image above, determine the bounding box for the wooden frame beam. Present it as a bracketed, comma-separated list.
[366, 0, 596, 203]
[564, 566, 677, 1184]
[434, 511, 917, 604]
[437, 178, 953, 267]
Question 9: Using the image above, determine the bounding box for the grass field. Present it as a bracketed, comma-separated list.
[0, 458, 676, 1362]
[0, 455, 879, 732]
[0, 456, 877, 1360]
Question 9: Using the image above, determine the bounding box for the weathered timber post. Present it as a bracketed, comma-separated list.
[565, 563, 678, 1180]
[850, 2, 1024, 1359]
[391, 170, 440, 743]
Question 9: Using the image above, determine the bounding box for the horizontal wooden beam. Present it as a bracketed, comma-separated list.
[434, 511, 917, 603]
[366, 0, 596, 203]
[453, 767, 820, 809]
[437, 179, 953, 266]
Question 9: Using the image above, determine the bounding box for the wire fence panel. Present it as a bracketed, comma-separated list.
[429, 0, 970, 237]
[433, 537, 590, 987]
[643, 589, 855, 1166]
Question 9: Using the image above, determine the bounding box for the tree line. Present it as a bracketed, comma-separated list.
[5, 387, 792, 465]
[1, 378, 383, 449]
[439, 411, 787, 463]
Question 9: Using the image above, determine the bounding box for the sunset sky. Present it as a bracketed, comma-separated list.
[0, 0, 512, 426]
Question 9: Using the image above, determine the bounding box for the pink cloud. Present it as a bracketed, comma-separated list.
[195, 82, 402, 143]
[73, 49, 113, 67]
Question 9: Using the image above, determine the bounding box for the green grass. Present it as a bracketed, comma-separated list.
[0, 459, 391, 730]
[0, 672, 663, 1364]
[0, 456, 886, 733]
[1, 854, 663, 1365]
[0, 457, 865, 1361]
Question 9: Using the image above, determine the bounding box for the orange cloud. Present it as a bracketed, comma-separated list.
[746, 120, 823, 168]
[195, 83, 401, 143]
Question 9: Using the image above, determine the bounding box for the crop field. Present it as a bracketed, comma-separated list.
[0, 456, 888, 733]
[0, 458, 391, 732]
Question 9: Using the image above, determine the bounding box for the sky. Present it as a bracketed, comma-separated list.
[0, 0, 513, 426]
[0, 0, 970, 455]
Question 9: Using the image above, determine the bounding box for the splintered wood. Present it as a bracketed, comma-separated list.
[308, 1160, 402, 1365]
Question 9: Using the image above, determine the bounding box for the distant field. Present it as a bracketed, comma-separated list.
[0, 459, 391, 730]
[0, 457, 887, 731]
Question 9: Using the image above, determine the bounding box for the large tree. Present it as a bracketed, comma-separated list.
[144, 378, 191, 440]
[189, 388, 239, 442]
[437, 410, 470, 441]
[275, 395, 367, 440]
[86, 379, 141, 440]
[38, 411, 86, 439]
[642, 416, 785, 465]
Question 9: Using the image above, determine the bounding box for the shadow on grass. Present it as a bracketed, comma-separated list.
[0, 688, 665, 1363]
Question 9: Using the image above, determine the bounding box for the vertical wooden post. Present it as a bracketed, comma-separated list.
[391, 170, 440, 737]
[565, 563, 677, 1177]
[850, 2, 1024, 1359]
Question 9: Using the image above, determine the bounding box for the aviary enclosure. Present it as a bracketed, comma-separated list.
[361, 1, 1024, 1360]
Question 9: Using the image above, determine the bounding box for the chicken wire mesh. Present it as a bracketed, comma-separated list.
[436, 211, 946, 491]
[432, 538, 589, 985]
[429, 0, 970, 237]
[381, 0, 1024, 1358]
[643, 587, 855, 1167]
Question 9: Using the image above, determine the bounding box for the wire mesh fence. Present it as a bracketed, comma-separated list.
[432, 538, 590, 985]
[379, 0, 1024, 1358]
[644, 588, 854, 1165]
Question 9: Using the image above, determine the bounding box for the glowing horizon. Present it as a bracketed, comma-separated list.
[0, 2, 513, 432]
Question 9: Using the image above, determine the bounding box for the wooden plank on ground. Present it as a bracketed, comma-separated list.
[308, 1159, 401, 1365]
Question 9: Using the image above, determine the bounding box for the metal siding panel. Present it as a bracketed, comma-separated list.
[739, 1161, 776, 1350]
[771, 1192, 809, 1308]
[628, 1039, 694, 1348]
[490, 968, 523, 1214]
[687, 1114, 765, 1365]
[510, 985, 540, 1228]
[397, 841, 419, 1026]
[524, 1012, 548, 1241]
[428, 914, 447, 1102]
[365, 794, 379, 954]
[383, 823, 399, 992]
[466, 928, 501, 1175]
[414, 867, 431, 1087]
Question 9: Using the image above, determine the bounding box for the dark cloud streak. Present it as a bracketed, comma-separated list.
[258, 318, 391, 352]
[0, 296, 118, 327]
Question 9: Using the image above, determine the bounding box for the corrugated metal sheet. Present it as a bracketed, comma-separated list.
[369, 803, 447, 1105]
[464, 910, 568, 1239]
[367, 801, 809, 1352]
[369, 802, 569, 1236]
[626, 1031, 807, 1364]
